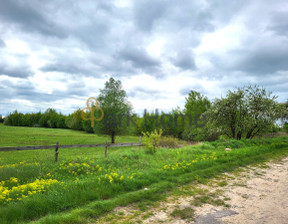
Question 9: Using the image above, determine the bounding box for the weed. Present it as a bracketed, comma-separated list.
[170, 207, 195, 220]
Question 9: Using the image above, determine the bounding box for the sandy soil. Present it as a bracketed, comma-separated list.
[222, 157, 288, 224]
[94, 157, 288, 224]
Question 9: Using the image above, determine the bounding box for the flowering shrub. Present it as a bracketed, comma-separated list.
[142, 129, 163, 154]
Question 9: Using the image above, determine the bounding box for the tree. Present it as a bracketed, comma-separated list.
[205, 85, 284, 140]
[93, 77, 132, 143]
[184, 90, 211, 118]
[182, 90, 212, 141]
[65, 109, 83, 130]
[0, 115, 4, 123]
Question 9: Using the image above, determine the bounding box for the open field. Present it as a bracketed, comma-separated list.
[1, 124, 288, 224]
[0, 123, 138, 164]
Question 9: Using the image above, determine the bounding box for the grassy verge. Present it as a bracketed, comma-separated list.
[0, 125, 288, 223]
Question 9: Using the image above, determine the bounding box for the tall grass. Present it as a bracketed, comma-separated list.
[0, 125, 288, 223]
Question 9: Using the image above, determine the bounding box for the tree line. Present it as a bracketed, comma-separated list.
[2, 78, 288, 143]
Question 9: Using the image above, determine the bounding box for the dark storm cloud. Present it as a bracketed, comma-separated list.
[53, 81, 89, 97]
[267, 11, 288, 37]
[0, 39, 6, 47]
[0, 79, 35, 101]
[118, 46, 161, 75]
[133, 0, 168, 32]
[41, 63, 96, 76]
[229, 46, 288, 74]
[133, 0, 215, 33]
[0, 62, 32, 78]
[0, 79, 73, 104]
[0, 0, 66, 38]
[172, 50, 197, 70]
[1, 0, 288, 114]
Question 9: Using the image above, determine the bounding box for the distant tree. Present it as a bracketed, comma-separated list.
[0, 115, 4, 123]
[205, 85, 284, 140]
[182, 90, 212, 141]
[93, 77, 132, 143]
[65, 109, 83, 130]
[39, 108, 59, 128]
[184, 90, 211, 118]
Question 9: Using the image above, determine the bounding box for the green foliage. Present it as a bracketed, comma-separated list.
[184, 90, 211, 118]
[205, 85, 284, 140]
[182, 124, 220, 142]
[0, 115, 4, 123]
[39, 108, 60, 128]
[93, 77, 132, 143]
[170, 207, 195, 220]
[283, 123, 288, 133]
[65, 109, 83, 130]
[142, 129, 163, 154]
[3, 109, 68, 129]
[0, 125, 288, 223]
[135, 110, 159, 135]
[157, 136, 184, 148]
[181, 91, 212, 141]
[135, 108, 192, 140]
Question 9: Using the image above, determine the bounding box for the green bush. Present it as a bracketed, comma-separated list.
[182, 126, 219, 142]
[82, 120, 94, 133]
[142, 129, 163, 154]
[158, 136, 184, 148]
[283, 123, 288, 134]
[65, 109, 83, 130]
[4, 109, 68, 129]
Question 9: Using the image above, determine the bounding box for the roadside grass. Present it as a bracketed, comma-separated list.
[0, 124, 288, 223]
[170, 207, 195, 220]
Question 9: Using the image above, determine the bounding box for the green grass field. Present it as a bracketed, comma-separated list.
[1, 123, 288, 224]
[0, 123, 138, 164]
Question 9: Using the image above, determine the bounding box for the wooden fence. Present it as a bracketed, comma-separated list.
[0, 137, 142, 161]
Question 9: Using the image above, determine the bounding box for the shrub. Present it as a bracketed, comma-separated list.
[65, 109, 83, 130]
[82, 120, 94, 133]
[142, 129, 163, 154]
[0, 115, 4, 123]
[283, 123, 288, 134]
[182, 126, 219, 142]
[158, 136, 184, 148]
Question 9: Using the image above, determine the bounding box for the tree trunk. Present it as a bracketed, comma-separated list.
[237, 132, 242, 140]
[111, 131, 115, 143]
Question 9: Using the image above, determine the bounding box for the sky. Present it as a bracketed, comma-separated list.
[0, 0, 288, 116]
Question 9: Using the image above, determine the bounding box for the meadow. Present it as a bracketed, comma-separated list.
[1, 123, 288, 224]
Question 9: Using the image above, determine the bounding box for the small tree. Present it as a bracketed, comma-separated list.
[142, 129, 163, 154]
[93, 77, 132, 143]
[182, 90, 211, 141]
[206, 85, 284, 139]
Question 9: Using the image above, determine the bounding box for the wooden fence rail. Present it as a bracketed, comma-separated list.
[0, 136, 142, 161]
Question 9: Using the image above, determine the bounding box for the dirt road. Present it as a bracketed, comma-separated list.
[221, 157, 288, 224]
[95, 157, 288, 224]
[146, 157, 288, 224]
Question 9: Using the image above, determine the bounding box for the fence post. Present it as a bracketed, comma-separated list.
[55, 142, 59, 162]
[105, 141, 108, 158]
[139, 136, 142, 149]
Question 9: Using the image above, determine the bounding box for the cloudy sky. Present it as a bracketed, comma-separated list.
[0, 0, 288, 116]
